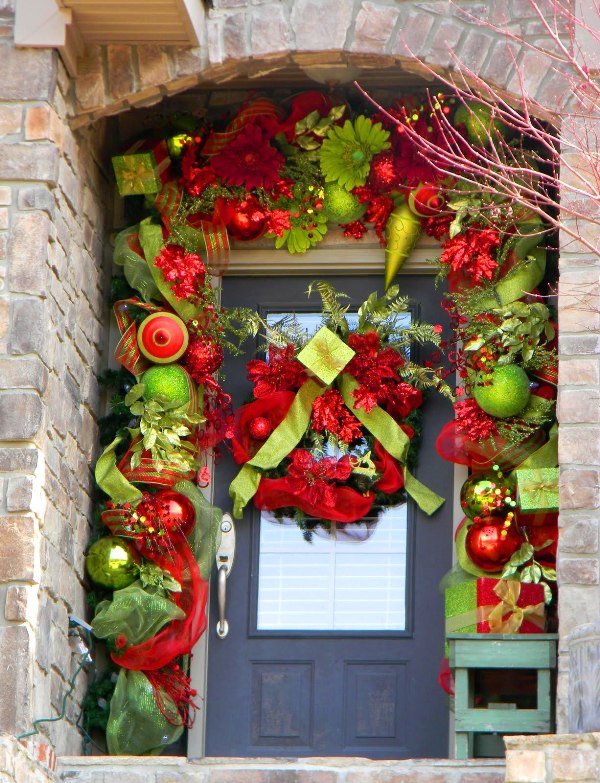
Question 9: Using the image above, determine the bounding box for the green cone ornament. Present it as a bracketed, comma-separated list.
[473, 365, 531, 418]
[86, 535, 140, 590]
[384, 202, 422, 289]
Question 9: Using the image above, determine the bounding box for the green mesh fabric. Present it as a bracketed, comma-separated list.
[174, 480, 221, 580]
[107, 669, 183, 755]
[92, 581, 185, 646]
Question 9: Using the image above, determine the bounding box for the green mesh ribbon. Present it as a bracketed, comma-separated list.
[95, 434, 143, 505]
[92, 581, 185, 646]
[107, 669, 183, 755]
[339, 375, 444, 515]
[174, 480, 222, 580]
[229, 378, 325, 518]
[138, 218, 202, 323]
[515, 423, 558, 470]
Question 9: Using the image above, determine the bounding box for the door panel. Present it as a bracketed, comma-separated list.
[206, 275, 453, 758]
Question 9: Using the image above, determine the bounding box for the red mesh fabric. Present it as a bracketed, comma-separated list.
[254, 477, 376, 523]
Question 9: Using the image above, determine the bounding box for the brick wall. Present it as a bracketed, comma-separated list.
[0, 0, 112, 753]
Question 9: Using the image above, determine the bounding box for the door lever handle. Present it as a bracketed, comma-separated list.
[215, 513, 235, 639]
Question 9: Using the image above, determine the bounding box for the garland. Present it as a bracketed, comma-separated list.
[84, 88, 558, 753]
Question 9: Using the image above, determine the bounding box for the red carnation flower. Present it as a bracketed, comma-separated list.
[422, 213, 453, 240]
[154, 244, 206, 301]
[210, 124, 285, 190]
[266, 209, 293, 238]
[247, 344, 307, 398]
[440, 227, 501, 283]
[180, 143, 217, 196]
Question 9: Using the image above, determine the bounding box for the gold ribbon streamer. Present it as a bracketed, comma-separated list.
[339, 375, 444, 515]
[229, 379, 326, 518]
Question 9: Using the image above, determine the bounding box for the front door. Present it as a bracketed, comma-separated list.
[205, 274, 453, 758]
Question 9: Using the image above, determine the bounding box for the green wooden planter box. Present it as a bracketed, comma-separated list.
[447, 633, 558, 759]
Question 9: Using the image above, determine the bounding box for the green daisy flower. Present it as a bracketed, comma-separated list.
[319, 116, 390, 191]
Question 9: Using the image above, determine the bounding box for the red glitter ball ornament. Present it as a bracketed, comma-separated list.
[465, 515, 525, 572]
[223, 196, 268, 241]
[183, 335, 224, 384]
[248, 416, 272, 441]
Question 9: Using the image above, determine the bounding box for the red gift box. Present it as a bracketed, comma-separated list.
[445, 577, 546, 635]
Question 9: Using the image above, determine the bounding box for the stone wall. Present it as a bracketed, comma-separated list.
[0, 0, 113, 754]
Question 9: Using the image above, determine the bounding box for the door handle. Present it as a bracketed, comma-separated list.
[215, 513, 235, 639]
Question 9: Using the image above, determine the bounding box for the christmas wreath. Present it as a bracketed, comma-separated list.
[227, 281, 452, 532]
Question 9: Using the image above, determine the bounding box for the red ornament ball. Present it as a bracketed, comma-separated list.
[249, 416, 272, 441]
[137, 312, 189, 364]
[465, 515, 525, 572]
[138, 489, 196, 539]
[407, 183, 446, 217]
[223, 196, 268, 241]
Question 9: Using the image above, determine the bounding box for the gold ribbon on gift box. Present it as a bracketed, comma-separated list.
[445, 579, 545, 634]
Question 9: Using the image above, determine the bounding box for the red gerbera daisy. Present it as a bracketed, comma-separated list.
[210, 124, 285, 190]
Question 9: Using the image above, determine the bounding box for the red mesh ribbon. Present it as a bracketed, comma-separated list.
[254, 478, 375, 523]
[231, 391, 296, 464]
[202, 98, 284, 156]
[435, 420, 546, 471]
[111, 540, 208, 671]
[113, 298, 162, 375]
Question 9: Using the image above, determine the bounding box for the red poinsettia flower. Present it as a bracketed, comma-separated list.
[210, 124, 285, 190]
[311, 389, 363, 444]
[345, 332, 405, 413]
[454, 398, 498, 440]
[154, 244, 206, 300]
[247, 344, 307, 398]
[287, 449, 353, 509]
[440, 227, 501, 283]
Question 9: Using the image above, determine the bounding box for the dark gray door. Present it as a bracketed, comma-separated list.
[206, 275, 453, 758]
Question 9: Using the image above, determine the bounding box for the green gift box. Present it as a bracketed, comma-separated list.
[297, 326, 355, 385]
[112, 139, 172, 197]
[515, 467, 559, 513]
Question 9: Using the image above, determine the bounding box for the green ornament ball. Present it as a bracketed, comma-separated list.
[473, 364, 531, 418]
[454, 100, 513, 147]
[321, 182, 367, 224]
[141, 363, 191, 407]
[460, 471, 515, 520]
[85, 536, 139, 590]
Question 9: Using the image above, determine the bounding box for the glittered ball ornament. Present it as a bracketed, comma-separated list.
[138, 489, 197, 539]
[321, 182, 367, 224]
[473, 365, 531, 419]
[465, 515, 525, 572]
[407, 183, 446, 217]
[183, 335, 224, 384]
[137, 312, 189, 364]
[141, 364, 192, 407]
[460, 471, 515, 519]
[224, 196, 268, 241]
[249, 416, 272, 441]
[85, 536, 140, 590]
